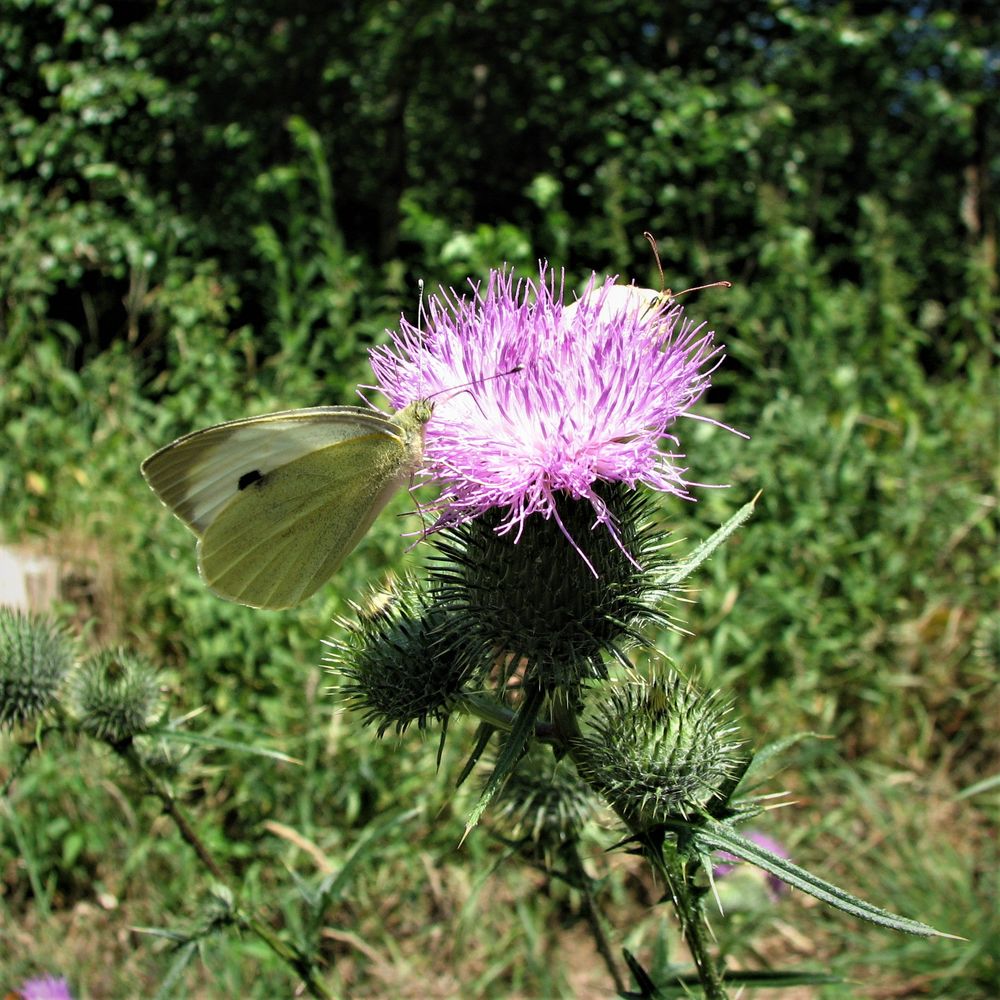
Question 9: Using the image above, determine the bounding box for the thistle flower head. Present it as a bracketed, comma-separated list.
[17, 975, 73, 1000]
[0, 609, 74, 730]
[371, 266, 722, 551]
[68, 648, 162, 745]
[575, 670, 744, 830]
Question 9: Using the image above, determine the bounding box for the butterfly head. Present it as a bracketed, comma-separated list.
[411, 398, 435, 425]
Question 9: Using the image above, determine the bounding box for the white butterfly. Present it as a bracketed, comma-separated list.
[563, 280, 731, 327]
[142, 401, 432, 609]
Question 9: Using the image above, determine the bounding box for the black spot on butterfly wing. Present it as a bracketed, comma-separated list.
[238, 469, 265, 491]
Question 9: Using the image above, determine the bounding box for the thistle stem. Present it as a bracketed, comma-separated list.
[660, 850, 729, 1000]
[120, 744, 227, 881]
[1, 738, 39, 798]
[549, 688, 582, 745]
[562, 840, 626, 993]
[553, 691, 729, 999]
[549, 693, 632, 992]
[118, 742, 334, 1000]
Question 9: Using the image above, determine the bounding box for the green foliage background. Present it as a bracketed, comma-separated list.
[1, 1, 996, 997]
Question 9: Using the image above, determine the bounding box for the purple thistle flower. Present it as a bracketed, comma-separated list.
[18, 975, 73, 1000]
[371, 266, 725, 557]
[714, 830, 790, 900]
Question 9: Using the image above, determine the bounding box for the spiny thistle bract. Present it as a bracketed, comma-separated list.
[0, 608, 74, 730]
[575, 670, 745, 830]
[68, 647, 162, 745]
[326, 584, 477, 736]
[430, 483, 678, 688]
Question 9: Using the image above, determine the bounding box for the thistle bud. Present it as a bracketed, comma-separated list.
[0, 609, 74, 730]
[491, 748, 597, 855]
[326, 584, 474, 736]
[68, 648, 162, 745]
[574, 670, 744, 830]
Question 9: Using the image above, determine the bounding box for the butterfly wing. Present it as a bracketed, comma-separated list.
[142, 406, 394, 535]
[142, 407, 421, 609]
[563, 284, 669, 327]
[198, 430, 415, 608]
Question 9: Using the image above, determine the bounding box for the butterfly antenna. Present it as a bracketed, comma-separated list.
[426, 365, 524, 406]
[643, 231, 666, 292]
[643, 231, 732, 301]
[670, 280, 733, 299]
[410, 277, 432, 399]
[417, 277, 427, 332]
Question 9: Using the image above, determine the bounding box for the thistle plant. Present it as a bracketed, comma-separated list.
[2, 265, 955, 998]
[0, 612, 336, 999]
[16, 974, 73, 1000]
[328, 265, 951, 997]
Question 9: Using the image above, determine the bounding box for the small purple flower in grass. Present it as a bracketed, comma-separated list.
[371, 266, 725, 565]
[714, 830, 790, 900]
[18, 975, 73, 1000]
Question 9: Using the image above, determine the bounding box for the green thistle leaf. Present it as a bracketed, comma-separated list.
[465, 684, 545, 837]
[661, 494, 758, 586]
[694, 818, 956, 938]
[456, 720, 496, 789]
